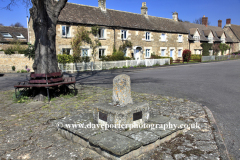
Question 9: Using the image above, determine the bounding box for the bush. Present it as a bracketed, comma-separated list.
[57, 54, 74, 64]
[231, 51, 240, 55]
[20, 69, 27, 73]
[100, 51, 126, 61]
[150, 54, 173, 62]
[4, 47, 15, 55]
[191, 54, 202, 62]
[182, 49, 191, 62]
[24, 43, 35, 60]
[82, 56, 91, 63]
[12, 66, 16, 71]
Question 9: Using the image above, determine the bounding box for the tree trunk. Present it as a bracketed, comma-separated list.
[30, 0, 67, 100]
[31, 0, 67, 74]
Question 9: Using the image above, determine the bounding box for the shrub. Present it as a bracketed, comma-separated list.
[57, 54, 74, 64]
[20, 69, 27, 73]
[100, 51, 126, 61]
[231, 51, 240, 55]
[82, 56, 91, 63]
[182, 49, 191, 62]
[24, 43, 35, 60]
[12, 66, 16, 71]
[4, 47, 15, 55]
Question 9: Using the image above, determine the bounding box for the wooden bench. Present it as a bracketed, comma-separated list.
[14, 72, 76, 101]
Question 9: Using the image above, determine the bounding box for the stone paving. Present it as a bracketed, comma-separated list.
[0, 84, 222, 159]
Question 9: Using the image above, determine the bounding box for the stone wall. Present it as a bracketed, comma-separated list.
[0, 54, 34, 73]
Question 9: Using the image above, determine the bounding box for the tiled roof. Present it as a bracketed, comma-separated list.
[207, 25, 233, 43]
[181, 22, 209, 41]
[58, 3, 188, 34]
[0, 26, 28, 43]
[203, 30, 211, 36]
[181, 22, 233, 43]
[189, 28, 197, 35]
[230, 24, 240, 41]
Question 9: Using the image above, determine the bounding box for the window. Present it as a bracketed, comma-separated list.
[170, 49, 174, 58]
[146, 32, 150, 41]
[145, 49, 150, 58]
[221, 38, 225, 43]
[82, 49, 88, 57]
[161, 49, 165, 56]
[193, 36, 200, 42]
[13, 32, 25, 39]
[99, 49, 105, 58]
[208, 37, 213, 43]
[62, 48, 71, 55]
[178, 35, 182, 42]
[178, 49, 182, 57]
[62, 26, 70, 37]
[1, 32, 12, 38]
[121, 30, 127, 40]
[161, 33, 166, 41]
[98, 28, 105, 39]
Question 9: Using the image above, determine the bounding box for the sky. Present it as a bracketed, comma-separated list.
[0, 0, 239, 28]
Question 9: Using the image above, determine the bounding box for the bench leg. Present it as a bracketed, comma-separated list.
[46, 87, 50, 102]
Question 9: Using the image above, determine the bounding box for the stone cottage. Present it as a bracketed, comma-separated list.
[223, 19, 240, 53]
[181, 16, 233, 55]
[29, 0, 189, 61]
[0, 26, 28, 51]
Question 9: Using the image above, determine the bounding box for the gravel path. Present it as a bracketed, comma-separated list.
[0, 85, 222, 160]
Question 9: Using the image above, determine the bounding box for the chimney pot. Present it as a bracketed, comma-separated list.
[218, 20, 222, 28]
[226, 19, 231, 26]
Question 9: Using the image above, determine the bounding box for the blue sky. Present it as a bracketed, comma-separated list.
[0, 0, 239, 28]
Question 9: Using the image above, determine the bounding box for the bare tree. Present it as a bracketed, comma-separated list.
[193, 17, 211, 25]
[4, 0, 68, 100]
[10, 22, 24, 27]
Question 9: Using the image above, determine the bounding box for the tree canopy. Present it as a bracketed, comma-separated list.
[193, 17, 211, 25]
[10, 22, 24, 27]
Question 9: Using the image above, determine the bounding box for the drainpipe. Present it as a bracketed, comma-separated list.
[27, 16, 29, 43]
[113, 28, 116, 51]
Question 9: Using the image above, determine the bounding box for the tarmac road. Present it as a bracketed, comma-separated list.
[76, 60, 240, 159]
[1, 60, 240, 159]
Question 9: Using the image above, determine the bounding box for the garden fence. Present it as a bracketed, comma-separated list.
[201, 55, 240, 62]
[58, 59, 170, 72]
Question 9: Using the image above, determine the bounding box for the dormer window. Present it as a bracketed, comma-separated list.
[221, 38, 225, 43]
[98, 28, 105, 39]
[193, 36, 200, 42]
[208, 37, 213, 43]
[62, 25, 70, 37]
[1, 32, 12, 38]
[13, 32, 25, 39]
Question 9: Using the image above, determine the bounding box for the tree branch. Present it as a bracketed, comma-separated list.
[54, 0, 68, 16]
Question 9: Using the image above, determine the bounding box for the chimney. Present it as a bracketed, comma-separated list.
[98, 0, 106, 11]
[226, 19, 231, 26]
[141, 2, 148, 16]
[202, 15, 208, 27]
[172, 11, 178, 21]
[218, 20, 222, 28]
